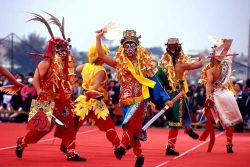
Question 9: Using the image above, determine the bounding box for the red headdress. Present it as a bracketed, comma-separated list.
[27, 12, 71, 58]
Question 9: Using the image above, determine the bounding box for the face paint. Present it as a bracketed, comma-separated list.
[55, 40, 71, 58]
[167, 44, 177, 53]
[123, 41, 137, 57]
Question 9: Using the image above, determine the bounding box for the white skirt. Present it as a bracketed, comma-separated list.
[213, 89, 243, 128]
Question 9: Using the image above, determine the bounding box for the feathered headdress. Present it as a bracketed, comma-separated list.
[27, 12, 70, 57]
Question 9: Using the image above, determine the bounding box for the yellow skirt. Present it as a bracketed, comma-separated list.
[74, 95, 109, 120]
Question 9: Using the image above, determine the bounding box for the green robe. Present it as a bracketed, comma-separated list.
[154, 68, 183, 128]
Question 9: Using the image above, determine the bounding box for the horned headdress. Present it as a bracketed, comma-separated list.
[27, 12, 71, 57]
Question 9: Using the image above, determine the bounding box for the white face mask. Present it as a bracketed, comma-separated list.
[28, 78, 33, 84]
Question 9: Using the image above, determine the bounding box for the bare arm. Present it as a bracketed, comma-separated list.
[177, 55, 205, 71]
[84, 70, 106, 100]
[0, 65, 23, 87]
[92, 70, 106, 91]
[76, 64, 84, 73]
[33, 60, 50, 95]
[96, 29, 117, 68]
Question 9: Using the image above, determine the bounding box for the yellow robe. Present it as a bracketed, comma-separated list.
[75, 63, 109, 120]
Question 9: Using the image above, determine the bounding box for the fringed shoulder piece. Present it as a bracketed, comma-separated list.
[137, 45, 155, 77]
[199, 63, 212, 85]
[159, 53, 177, 91]
[177, 50, 191, 63]
[115, 45, 155, 81]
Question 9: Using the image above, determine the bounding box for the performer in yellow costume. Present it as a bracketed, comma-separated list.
[75, 44, 120, 150]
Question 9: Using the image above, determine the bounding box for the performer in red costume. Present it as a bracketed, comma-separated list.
[15, 13, 86, 161]
[96, 29, 172, 167]
[199, 37, 242, 153]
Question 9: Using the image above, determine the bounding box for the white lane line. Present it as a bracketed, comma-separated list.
[155, 132, 224, 167]
[77, 129, 98, 135]
[0, 146, 16, 151]
[0, 128, 98, 151]
[155, 161, 169, 167]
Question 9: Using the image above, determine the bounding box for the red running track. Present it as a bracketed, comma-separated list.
[0, 123, 249, 167]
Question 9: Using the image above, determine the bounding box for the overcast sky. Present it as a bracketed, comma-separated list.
[0, 0, 250, 55]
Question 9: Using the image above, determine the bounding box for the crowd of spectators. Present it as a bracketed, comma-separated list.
[1, 69, 250, 132]
[0, 72, 37, 123]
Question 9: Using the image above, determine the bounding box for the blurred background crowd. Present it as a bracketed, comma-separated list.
[0, 68, 249, 133]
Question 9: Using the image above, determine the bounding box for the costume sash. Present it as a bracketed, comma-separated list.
[125, 57, 156, 99]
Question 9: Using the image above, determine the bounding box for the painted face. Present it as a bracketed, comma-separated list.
[123, 41, 137, 57]
[55, 40, 71, 58]
[45, 38, 71, 58]
[167, 44, 178, 53]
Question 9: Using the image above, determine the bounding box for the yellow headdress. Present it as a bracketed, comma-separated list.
[88, 44, 108, 63]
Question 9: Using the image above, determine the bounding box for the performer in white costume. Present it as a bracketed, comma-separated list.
[199, 37, 242, 153]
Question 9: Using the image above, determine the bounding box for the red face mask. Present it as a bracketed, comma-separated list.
[44, 38, 71, 57]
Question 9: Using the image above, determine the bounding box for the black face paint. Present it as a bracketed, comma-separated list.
[166, 44, 181, 67]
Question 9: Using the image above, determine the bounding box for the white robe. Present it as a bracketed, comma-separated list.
[213, 89, 243, 128]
